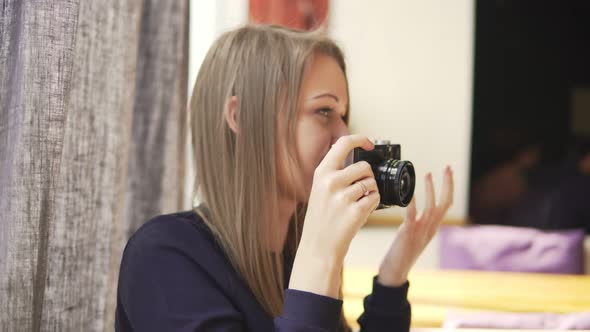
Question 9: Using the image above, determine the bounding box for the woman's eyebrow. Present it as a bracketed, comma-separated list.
[310, 93, 340, 102]
[310, 93, 348, 108]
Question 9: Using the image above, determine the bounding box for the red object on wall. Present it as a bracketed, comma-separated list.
[249, 0, 328, 31]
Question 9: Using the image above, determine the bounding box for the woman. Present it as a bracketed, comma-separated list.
[115, 25, 454, 331]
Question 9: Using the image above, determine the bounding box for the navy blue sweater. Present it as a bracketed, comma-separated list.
[115, 210, 411, 331]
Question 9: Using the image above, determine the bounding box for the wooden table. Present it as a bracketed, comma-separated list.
[343, 268, 590, 328]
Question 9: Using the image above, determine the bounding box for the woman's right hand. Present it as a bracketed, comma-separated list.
[289, 135, 380, 298]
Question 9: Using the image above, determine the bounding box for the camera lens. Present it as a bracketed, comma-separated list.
[398, 165, 415, 206]
[375, 159, 415, 207]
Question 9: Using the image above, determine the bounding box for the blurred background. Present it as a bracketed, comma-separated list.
[1, 0, 589, 330]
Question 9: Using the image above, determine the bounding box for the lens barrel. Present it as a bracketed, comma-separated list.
[375, 160, 415, 207]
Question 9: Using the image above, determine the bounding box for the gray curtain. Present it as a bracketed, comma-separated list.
[0, 0, 189, 330]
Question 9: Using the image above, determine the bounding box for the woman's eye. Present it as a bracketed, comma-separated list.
[318, 108, 332, 117]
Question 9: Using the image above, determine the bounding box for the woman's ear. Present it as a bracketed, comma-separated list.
[224, 96, 239, 134]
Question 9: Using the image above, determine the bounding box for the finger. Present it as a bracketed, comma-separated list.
[428, 167, 455, 238]
[342, 177, 378, 201]
[320, 135, 373, 170]
[353, 189, 380, 217]
[438, 165, 454, 211]
[405, 195, 417, 223]
[338, 160, 374, 185]
[419, 173, 435, 222]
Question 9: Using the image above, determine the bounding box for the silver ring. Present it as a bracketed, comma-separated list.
[357, 181, 369, 197]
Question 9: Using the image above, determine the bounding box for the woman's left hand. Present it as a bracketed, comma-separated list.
[377, 166, 454, 286]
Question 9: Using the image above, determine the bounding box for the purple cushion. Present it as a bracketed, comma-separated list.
[440, 225, 585, 274]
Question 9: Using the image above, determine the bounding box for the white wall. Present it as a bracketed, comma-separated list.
[187, 1, 474, 220]
[188, 0, 248, 93]
[329, 1, 474, 220]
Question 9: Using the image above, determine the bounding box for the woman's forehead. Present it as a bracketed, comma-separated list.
[300, 54, 348, 105]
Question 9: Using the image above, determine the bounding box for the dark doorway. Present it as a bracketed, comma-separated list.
[469, 0, 590, 231]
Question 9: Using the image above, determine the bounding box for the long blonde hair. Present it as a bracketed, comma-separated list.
[190, 25, 349, 328]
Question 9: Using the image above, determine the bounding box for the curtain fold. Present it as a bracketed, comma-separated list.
[0, 0, 189, 330]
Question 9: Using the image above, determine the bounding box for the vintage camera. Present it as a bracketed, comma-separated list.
[352, 140, 415, 208]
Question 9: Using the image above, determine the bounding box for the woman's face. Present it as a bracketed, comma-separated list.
[279, 53, 350, 202]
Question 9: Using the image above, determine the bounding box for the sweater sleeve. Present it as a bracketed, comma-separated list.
[116, 220, 343, 332]
[357, 276, 411, 332]
[277, 289, 343, 331]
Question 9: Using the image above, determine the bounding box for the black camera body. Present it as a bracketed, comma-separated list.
[353, 140, 415, 208]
